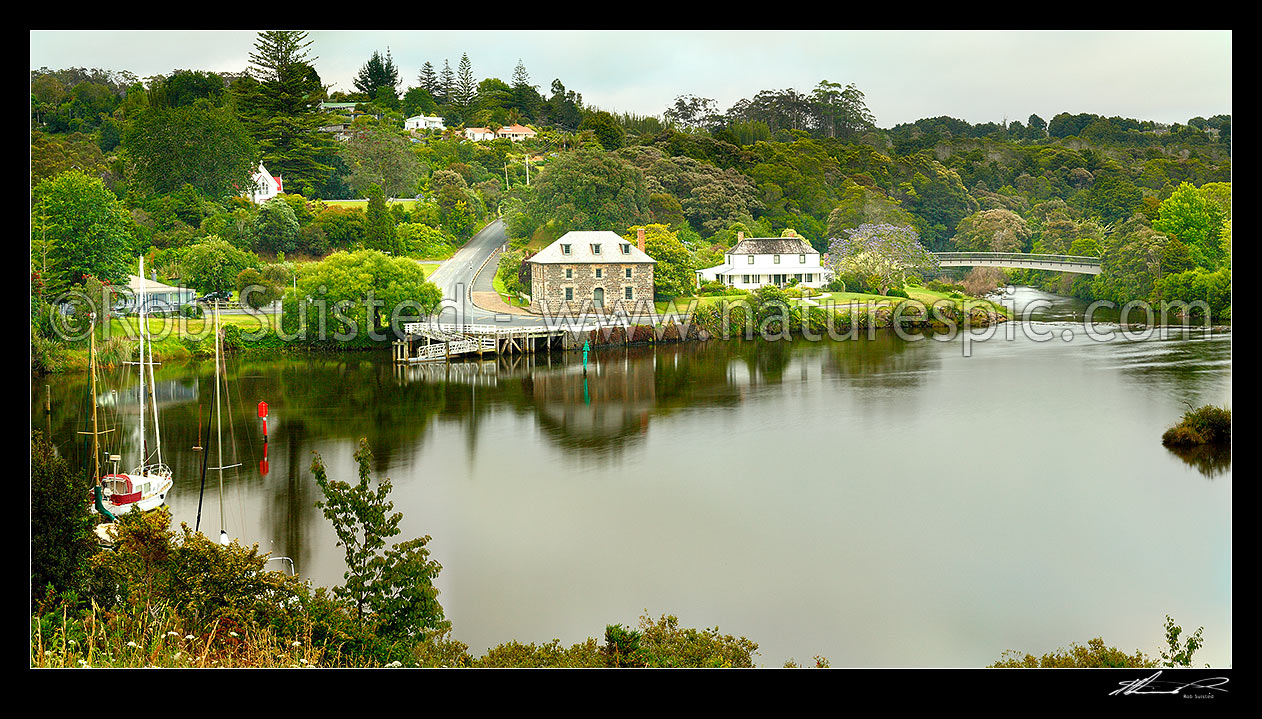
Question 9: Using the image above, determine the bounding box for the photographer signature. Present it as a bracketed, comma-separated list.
[1110, 671, 1228, 696]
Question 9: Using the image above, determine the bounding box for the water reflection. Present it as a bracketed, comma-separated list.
[31, 296, 1232, 667]
[1164, 443, 1232, 479]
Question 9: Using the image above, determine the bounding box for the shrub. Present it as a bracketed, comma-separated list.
[1162, 405, 1231, 446]
[886, 287, 909, 298]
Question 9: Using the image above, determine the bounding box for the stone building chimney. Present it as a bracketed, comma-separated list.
[637, 227, 646, 252]
[737, 231, 744, 242]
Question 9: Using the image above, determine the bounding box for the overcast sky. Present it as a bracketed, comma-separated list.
[30, 30, 1231, 127]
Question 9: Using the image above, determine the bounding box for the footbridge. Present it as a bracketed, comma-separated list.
[933, 252, 1102, 275]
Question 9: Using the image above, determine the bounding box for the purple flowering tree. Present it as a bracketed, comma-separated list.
[827, 223, 939, 295]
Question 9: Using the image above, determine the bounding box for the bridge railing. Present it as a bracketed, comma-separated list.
[933, 252, 1101, 265]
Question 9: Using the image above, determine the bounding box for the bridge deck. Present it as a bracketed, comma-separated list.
[933, 252, 1101, 275]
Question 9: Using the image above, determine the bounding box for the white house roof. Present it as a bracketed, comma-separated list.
[528, 231, 656, 264]
[730, 237, 817, 255]
[118, 275, 193, 295]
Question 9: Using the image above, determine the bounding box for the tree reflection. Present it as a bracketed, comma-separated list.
[1164, 443, 1231, 479]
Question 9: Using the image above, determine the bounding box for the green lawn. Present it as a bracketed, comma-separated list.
[654, 287, 1010, 317]
[321, 199, 424, 211]
[492, 273, 531, 308]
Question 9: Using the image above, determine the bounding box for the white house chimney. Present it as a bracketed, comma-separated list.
[737, 231, 744, 242]
[637, 227, 646, 252]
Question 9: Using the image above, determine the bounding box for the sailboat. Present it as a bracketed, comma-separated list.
[90, 257, 174, 521]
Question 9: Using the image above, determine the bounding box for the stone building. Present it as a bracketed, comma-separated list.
[528, 229, 656, 315]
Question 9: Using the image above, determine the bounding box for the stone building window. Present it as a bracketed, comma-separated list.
[625, 286, 633, 300]
[565, 287, 573, 301]
[595, 268, 603, 279]
[561, 244, 571, 255]
[591, 244, 602, 255]
[565, 268, 572, 279]
[624, 268, 632, 279]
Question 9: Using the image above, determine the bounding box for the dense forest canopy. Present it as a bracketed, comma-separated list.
[31, 31, 1230, 313]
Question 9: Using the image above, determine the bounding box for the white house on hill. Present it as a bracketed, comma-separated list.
[249, 162, 282, 204]
[695, 231, 832, 290]
[406, 115, 446, 131]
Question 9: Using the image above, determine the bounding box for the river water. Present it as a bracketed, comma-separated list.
[33, 287, 1231, 667]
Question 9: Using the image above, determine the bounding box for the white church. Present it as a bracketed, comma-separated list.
[248, 162, 283, 204]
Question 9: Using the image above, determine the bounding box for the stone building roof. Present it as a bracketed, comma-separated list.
[528, 231, 656, 264]
[729, 237, 817, 255]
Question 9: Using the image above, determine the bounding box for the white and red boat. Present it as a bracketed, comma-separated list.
[89, 256, 174, 527]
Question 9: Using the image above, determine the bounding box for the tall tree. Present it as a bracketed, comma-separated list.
[312, 439, 449, 641]
[124, 99, 258, 200]
[236, 30, 333, 197]
[454, 53, 478, 111]
[365, 184, 402, 255]
[354, 49, 400, 102]
[33, 170, 135, 293]
[418, 62, 439, 97]
[509, 59, 542, 121]
[342, 124, 421, 198]
[437, 60, 455, 105]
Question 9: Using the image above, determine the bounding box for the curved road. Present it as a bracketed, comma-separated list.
[424, 219, 548, 328]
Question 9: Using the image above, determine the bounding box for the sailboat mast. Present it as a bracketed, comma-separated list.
[214, 302, 225, 535]
[147, 310, 162, 468]
[89, 315, 101, 483]
[138, 257, 147, 470]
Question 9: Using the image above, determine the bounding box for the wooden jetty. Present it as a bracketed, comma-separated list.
[395, 321, 609, 363]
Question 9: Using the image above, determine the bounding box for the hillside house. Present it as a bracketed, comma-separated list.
[406, 115, 446, 131]
[496, 123, 538, 141]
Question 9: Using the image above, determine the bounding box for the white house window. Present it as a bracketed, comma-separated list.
[774, 254, 781, 264]
[591, 244, 602, 255]
[624, 268, 632, 279]
[799, 254, 806, 263]
[807, 274, 814, 282]
[565, 287, 573, 301]
[747, 255, 754, 264]
[565, 268, 572, 279]
[624, 287, 633, 300]
[595, 268, 603, 279]
[561, 244, 572, 255]
[620, 243, 631, 255]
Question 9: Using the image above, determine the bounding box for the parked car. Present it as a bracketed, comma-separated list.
[195, 290, 232, 304]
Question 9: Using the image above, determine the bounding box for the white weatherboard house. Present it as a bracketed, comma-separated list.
[114, 275, 195, 314]
[249, 162, 282, 204]
[695, 232, 832, 290]
[405, 115, 446, 131]
[463, 127, 497, 141]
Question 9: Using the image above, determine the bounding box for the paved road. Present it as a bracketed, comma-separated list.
[425, 219, 548, 327]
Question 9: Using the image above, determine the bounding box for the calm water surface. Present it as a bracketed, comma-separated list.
[34, 287, 1231, 667]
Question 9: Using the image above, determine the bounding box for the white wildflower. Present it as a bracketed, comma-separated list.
[229, 631, 239, 638]
[185, 635, 195, 640]
[299, 658, 307, 665]
[385, 661, 402, 668]
[173, 652, 182, 660]
[292, 641, 302, 648]
[126, 641, 138, 648]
